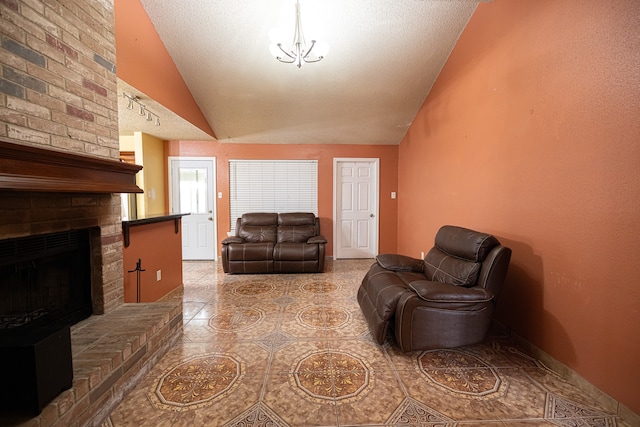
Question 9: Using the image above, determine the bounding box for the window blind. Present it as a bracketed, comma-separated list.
[229, 160, 318, 232]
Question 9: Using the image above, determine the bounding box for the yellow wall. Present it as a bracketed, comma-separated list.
[140, 133, 165, 215]
[119, 132, 166, 217]
[119, 134, 135, 152]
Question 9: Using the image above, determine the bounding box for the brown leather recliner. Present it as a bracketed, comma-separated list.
[357, 225, 511, 351]
[221, 212, 327, 273]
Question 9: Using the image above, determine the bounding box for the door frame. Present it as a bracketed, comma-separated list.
[333, 158, 380, 259]
[168, 156, 218, 261]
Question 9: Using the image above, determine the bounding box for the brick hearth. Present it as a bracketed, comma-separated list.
[0, 302, 182, 426]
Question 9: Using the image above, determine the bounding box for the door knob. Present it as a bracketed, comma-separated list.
[208, 217, 213, 221]
[370, 214, 375, 218]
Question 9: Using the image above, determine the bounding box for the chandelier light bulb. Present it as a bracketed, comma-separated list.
[270, 0, 327, 68]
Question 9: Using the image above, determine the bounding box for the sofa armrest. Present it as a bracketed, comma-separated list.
[222, 236, 244, 245]
[408, 280, 494, 303]
[376, 254, 424, 273]
[307, 235, 327, 244]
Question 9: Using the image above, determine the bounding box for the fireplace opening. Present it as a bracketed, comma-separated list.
[0, 228, 94, 415]
[0, 228, 93, 332]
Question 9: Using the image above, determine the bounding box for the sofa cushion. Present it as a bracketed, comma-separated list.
[424, 247, 480, 287]
[277, 225, 317, 243]
[241, 212, 278, 226]
[273, 242, 319, 261]
[226, 242, 275, 261]
[239, 225, 277, 243]
[278, 212, 315, 226]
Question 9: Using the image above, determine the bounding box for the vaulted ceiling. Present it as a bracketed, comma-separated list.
[117, 1, 482, 144]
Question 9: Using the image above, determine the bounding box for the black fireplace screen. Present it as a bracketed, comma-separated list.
[0, 229, 93, 331]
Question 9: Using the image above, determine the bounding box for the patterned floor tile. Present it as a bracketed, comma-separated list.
[106, 260, 628, 427]
[386, 397, 454, 426]
[223, 402, 290, 427]
[544, 393, 618, 426]
[262, 372, 340, 426]
[148, 352, 245, 411]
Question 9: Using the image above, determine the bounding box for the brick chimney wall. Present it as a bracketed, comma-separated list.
[0, 0, 125, 314]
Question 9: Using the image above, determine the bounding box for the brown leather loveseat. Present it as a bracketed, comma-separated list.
[357, 225, 511, 351]
[221, 212, 327, 274]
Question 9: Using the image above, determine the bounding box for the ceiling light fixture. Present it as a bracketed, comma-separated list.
[122, 92, 160, 126]
[269, 0, 328, 68]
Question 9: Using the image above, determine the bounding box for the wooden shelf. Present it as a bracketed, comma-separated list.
[122, 213, 189, 247]
[0, 138, 143, 194]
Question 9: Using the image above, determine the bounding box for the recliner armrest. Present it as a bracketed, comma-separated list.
[222, 236, 244, 245]
[376, 254, 424, 272]
[307, 235, 327, 244]
[408, 280, 494, 303]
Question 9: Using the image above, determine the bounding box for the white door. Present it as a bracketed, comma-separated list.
[169, 157, 217, 260]
[334, 159, 379, 259]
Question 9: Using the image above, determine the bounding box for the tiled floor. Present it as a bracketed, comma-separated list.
[105, 259, 629, 426]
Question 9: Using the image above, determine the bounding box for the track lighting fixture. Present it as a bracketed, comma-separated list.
[122, 92, 160, 126]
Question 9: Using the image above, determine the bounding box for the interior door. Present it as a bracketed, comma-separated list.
[169, 158, 217, 260]
[334, 159, 379, 259]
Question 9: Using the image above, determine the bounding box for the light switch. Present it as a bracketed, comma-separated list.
[218, 192, 223, 199]
[391, 191, 396, 199]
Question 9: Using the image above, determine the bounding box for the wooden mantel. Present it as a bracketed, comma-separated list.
[0, 138, 142, 194]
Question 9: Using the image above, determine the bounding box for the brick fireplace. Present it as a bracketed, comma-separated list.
[0, 147, 138, 316]
[0, 0, 128, 315]
[1, 1, 183, 425]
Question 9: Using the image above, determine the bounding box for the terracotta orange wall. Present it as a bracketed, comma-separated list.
[398, 0, 640, 414]
[114, 0, 215, 137]
[122, 220, 183, 303]
[165, 140, 399, 257]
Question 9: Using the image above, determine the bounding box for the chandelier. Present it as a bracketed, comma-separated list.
[269, 0, 328, 68]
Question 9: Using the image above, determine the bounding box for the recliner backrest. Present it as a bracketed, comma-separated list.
[277, 213, 319, 243]
[237, 212, 278, 242]
[242, 212, 278, 226]
[277, 212, 315, 226]
[423, 225, 502, 288]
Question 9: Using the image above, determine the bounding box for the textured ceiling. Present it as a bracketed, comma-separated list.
[126, 0, 480, 144]
[117, 78, 214, 140]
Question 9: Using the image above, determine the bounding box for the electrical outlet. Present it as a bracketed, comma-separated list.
[156, 270, 162, 281]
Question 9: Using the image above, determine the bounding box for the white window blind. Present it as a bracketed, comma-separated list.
[229, 160, 318, 233]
